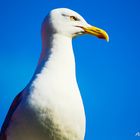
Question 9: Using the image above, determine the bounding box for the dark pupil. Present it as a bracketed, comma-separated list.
[72, 16, 77, 21]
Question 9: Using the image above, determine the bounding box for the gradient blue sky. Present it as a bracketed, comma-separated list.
[0, 0, 140, 140]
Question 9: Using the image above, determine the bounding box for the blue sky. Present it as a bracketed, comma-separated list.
[0, 0, 140, 140]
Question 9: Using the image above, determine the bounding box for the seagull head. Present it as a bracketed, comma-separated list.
[42, 8, 109, 41]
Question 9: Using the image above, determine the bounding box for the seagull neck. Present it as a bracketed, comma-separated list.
[39, 33, 73, 65]
[33, 33, 76, 82]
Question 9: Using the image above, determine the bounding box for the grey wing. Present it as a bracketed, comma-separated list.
[0, 92, 23, 140]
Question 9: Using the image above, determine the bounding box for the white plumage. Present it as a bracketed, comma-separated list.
[0, 8, 108, 140]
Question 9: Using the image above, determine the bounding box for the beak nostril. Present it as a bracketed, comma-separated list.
[96, 29, 100, 31]
[95, 29, 101, 33]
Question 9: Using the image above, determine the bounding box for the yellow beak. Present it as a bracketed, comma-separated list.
[82, 26, 109, 42]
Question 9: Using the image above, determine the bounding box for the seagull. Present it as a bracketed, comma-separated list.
[0, 8, 109, 140]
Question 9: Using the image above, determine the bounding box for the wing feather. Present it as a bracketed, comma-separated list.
[0, 92, 23, 140]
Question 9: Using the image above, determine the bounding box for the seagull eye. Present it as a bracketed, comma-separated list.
[70, 16, 78, 21]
